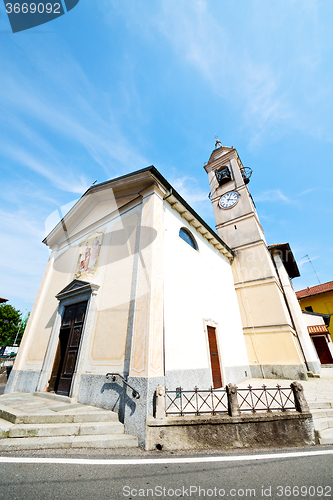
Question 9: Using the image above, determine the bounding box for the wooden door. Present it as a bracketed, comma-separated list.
[312, 336, 333, 365]
[48, 301, 87, 396]
[207, 326, 223, 388]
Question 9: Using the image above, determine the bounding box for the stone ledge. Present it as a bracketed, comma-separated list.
[148, 411, 313, 427]
[146, 412, 316, 451]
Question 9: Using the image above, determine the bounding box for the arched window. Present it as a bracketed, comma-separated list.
[179, 228, 198, 250]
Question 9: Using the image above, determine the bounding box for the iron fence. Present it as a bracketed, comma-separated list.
[165, 386, 228, 416]
[164, 384, 296, 417]
[237, 384, 295, 413]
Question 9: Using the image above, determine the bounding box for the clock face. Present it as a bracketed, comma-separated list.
[219, 191, 240, 209]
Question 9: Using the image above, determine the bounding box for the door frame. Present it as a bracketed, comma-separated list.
[37, 280, 99, 398]
[311, 334, 333, 365]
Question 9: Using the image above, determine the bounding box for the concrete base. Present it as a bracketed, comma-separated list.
[146, 412, 316, 451]
[165, 369, 211, 391]
[4, 369, 40, 394]
[124, 376, 164, 448]
[77, 373, 164, 447]
[307, 360, 321, 375]
[249, 364, 307, 381]
[165, 366, 251, 392]
[224, 365, 252, 385]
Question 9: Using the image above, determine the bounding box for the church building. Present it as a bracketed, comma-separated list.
[6, 140, 320, 445]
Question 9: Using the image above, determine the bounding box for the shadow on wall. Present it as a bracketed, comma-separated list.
[101, 381, 137, 423]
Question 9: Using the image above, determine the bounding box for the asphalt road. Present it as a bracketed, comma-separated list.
[0, 446, 332, 500]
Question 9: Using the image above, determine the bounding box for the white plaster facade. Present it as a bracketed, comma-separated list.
[163, 203, 249, 389]
[6, 166, 249, 445]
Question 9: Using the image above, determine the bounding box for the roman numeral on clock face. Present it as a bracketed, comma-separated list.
[219, 191, 240, 209]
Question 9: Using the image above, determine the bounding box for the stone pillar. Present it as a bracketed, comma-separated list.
[226, 383, 240, 417]
[129, 184, 165, 380]
[290, 381, 310, 413]
[155, 385, 166, 418]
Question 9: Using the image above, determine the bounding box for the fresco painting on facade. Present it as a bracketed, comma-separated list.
[74, 232, 103, 279]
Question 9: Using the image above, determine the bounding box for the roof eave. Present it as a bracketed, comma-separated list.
[268, 242, 300, 279]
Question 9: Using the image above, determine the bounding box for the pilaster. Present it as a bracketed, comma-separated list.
[129, 184, 165, 379]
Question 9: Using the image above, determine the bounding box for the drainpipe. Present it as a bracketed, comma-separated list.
[163, 189, 173, 201]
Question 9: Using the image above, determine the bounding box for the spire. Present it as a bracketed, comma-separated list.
[214, 135, 223, 151]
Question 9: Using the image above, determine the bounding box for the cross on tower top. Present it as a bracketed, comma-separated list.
[214, 135, 223, 150]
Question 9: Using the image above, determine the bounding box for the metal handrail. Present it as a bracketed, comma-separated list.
[105, 373, 140, 399]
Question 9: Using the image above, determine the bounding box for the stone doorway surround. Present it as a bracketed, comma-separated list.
[36, 280, 100, 399]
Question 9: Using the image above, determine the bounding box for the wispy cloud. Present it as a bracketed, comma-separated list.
[0, 37, 148, 193]
[169, 174, 214, 224]
[297, 254, 320, 268]
[172, 176, 208, 204]
[1, 144, 88, 194]
[295, 188, 321, 197]
[0, 207, 49, 306]
[98, 0, 333, 146]
[254, 189, 293, 203]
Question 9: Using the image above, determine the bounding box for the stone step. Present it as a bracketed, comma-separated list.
[312, 417, 333, 432]
[0, 433, 138, 451]
[33, 392, 77, 404]
[318, 428, 333, 445]
[0, 421, 124, 439]
[0, 393, 139, 450]
[71, 434, 138, 449]
[0, 418, 14, 438]
[79, 421, 124, 436]
[308, 401, 333, 410]
[0, 406, 119, 425]
[310, 408, 333, 418]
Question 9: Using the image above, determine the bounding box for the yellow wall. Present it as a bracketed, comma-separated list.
[298, 292, 333, 340]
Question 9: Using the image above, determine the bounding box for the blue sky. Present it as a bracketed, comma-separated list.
[1, 0, 333, 314]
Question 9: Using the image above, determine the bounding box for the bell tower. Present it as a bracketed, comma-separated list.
[205, 139, 308, 380]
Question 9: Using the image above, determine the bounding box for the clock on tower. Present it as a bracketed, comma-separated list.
[204, 138, 309, 381]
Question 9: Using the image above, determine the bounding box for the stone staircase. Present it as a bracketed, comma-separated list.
[307, 400, 333, 445]
[0, 392, 138, 451]
[303, 367, 333, 445]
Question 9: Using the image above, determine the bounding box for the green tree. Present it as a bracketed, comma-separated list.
[0, 304, 29, 346]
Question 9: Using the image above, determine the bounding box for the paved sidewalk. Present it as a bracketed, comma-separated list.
[238, 367, 333, 406]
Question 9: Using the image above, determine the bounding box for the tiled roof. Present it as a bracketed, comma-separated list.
[308, 325, 329, 334]
[296, 281, 333, 299]
[0, 297, 8, 303]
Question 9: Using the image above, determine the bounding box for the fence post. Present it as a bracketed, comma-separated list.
[226, 383, 240, 417]
[290, 381, 310, 413]
[155, 385, 166, 418]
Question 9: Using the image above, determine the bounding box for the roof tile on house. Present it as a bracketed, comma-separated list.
[308, 325, 329, 334]
[296, 281, 333, 299]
